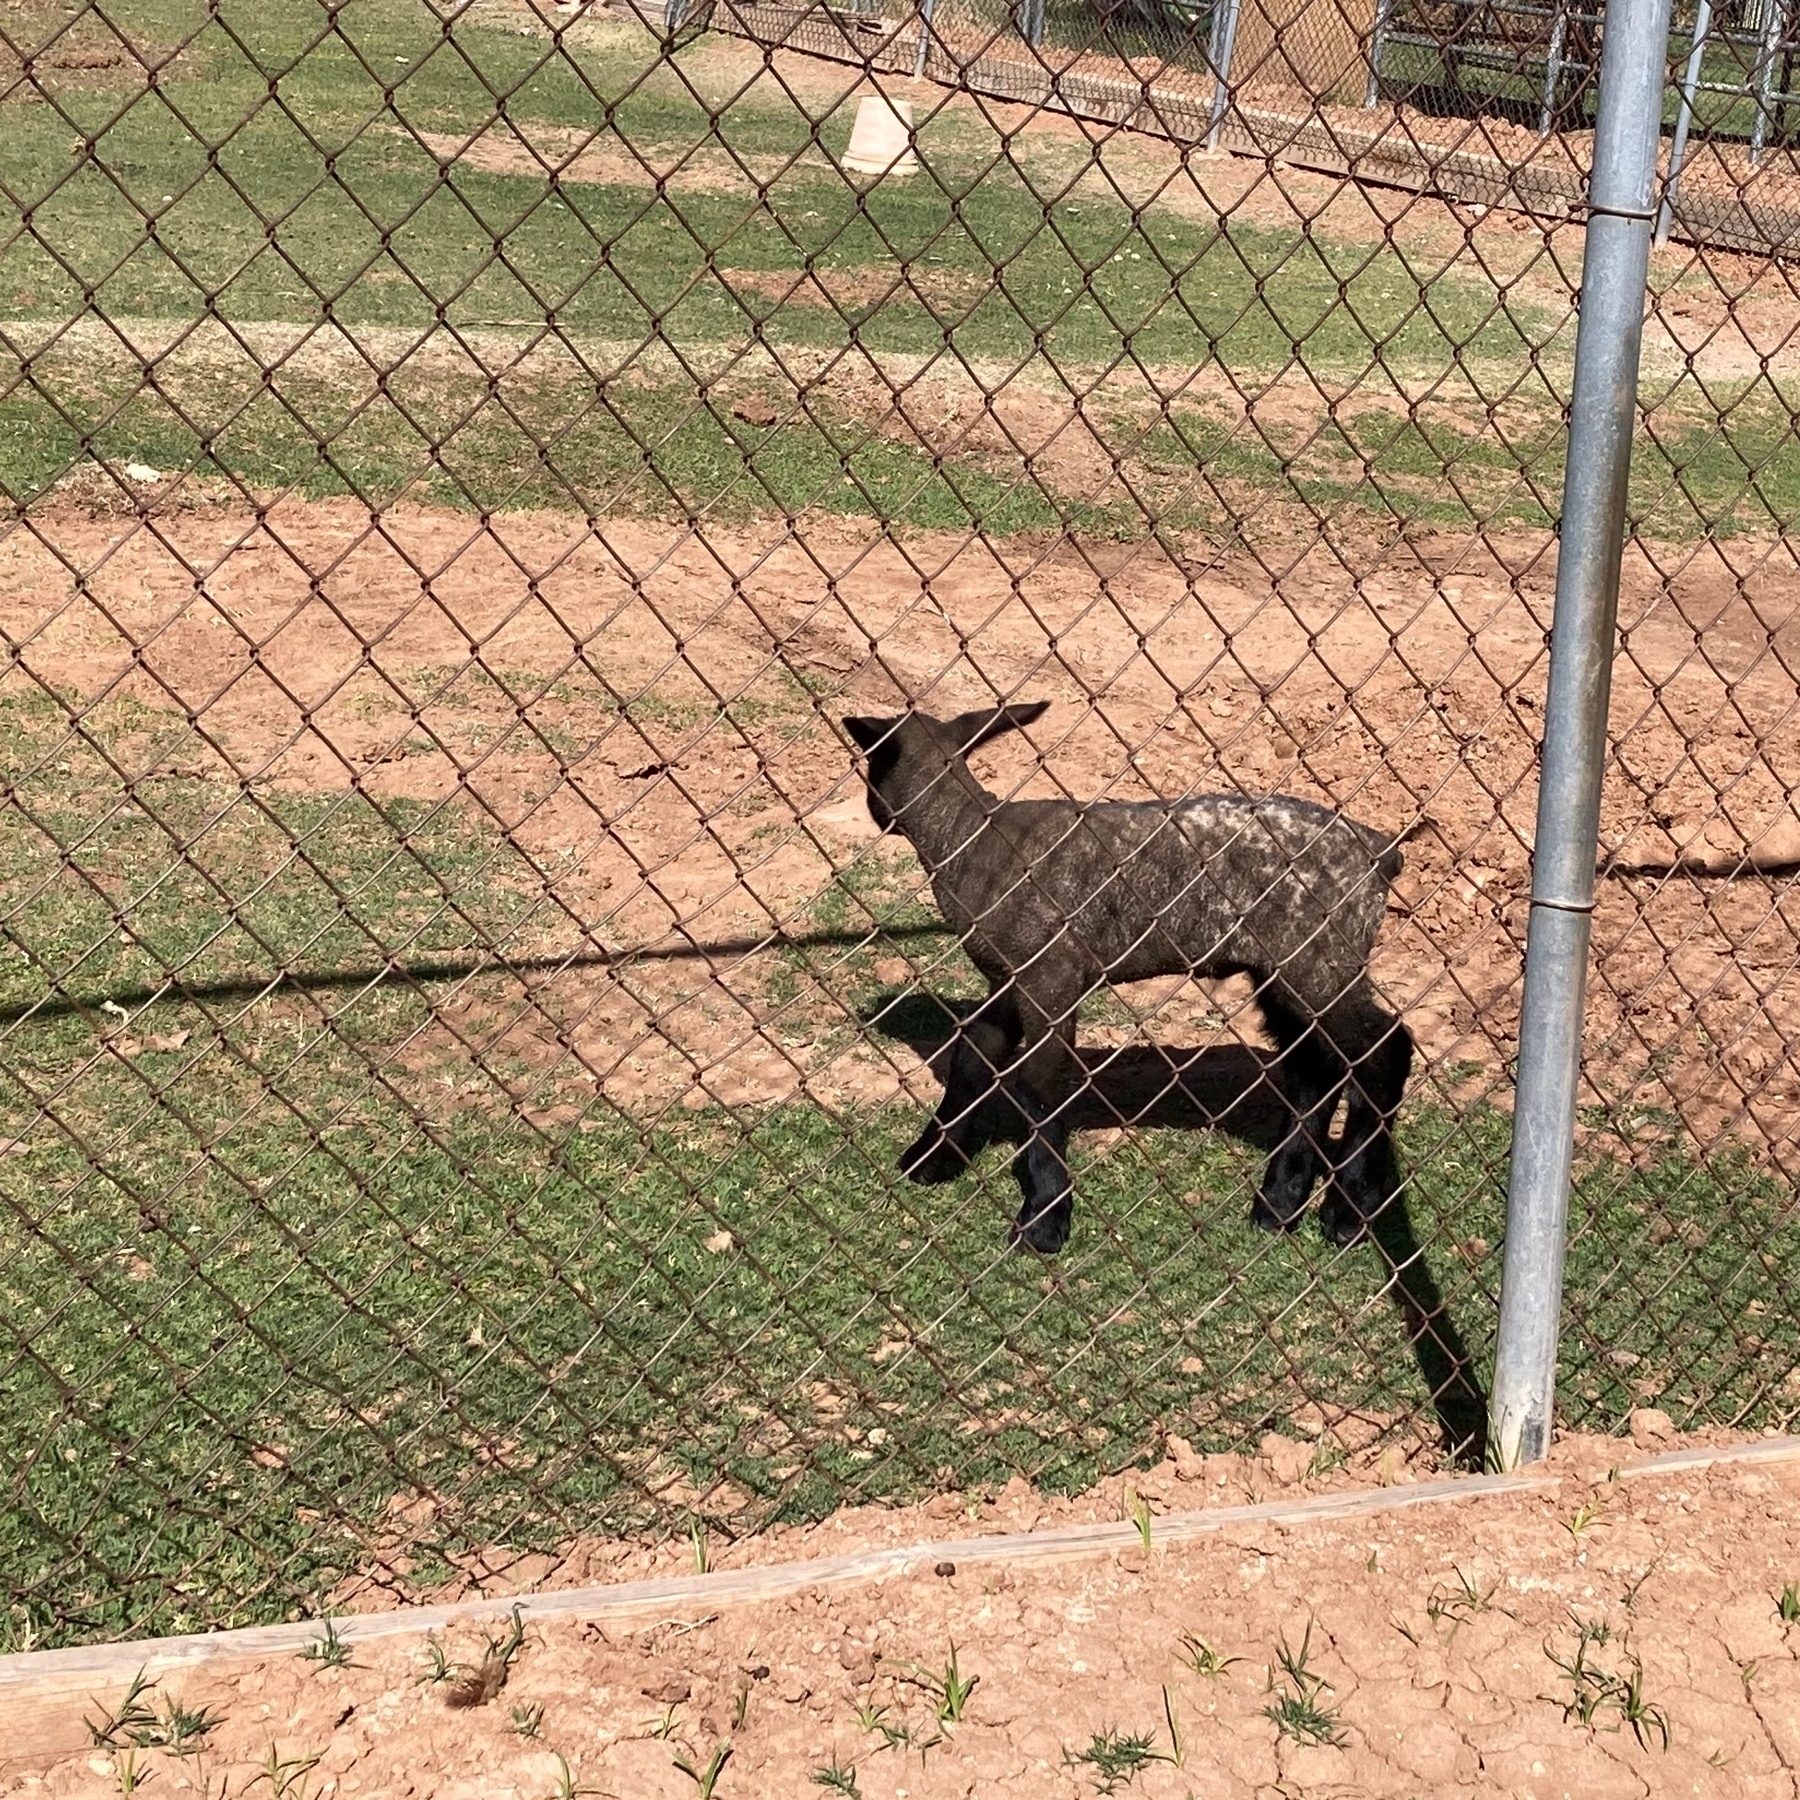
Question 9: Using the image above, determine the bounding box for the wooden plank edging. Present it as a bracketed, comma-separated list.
[7, 1434, 1797, 1723]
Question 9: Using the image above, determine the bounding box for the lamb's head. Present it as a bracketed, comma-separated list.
[841, 701, 1050, 836]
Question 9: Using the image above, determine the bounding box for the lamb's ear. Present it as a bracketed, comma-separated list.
[946, 700, 1051, 755]
[842, 714, 900, 756]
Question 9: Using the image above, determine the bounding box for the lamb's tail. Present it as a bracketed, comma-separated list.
[1362, 817, 1426, 882]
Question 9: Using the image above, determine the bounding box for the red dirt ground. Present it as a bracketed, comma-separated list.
[7, 1430, 1800, 1799]
[7, 495, 1800, 1160]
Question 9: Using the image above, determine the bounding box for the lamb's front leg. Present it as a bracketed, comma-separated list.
[1006, 980, 1086, 1255]
[899, 990, 1022, 1184]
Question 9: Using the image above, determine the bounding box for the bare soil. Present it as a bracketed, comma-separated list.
[7, 494, 1800, 1158]
[9, 1431, 1800, 1798]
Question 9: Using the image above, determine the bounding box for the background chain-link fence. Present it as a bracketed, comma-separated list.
[1, 0, 1797, 1654]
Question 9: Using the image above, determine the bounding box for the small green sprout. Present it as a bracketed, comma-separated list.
[1125, 1485, 1153, 1553]
[810, 1752, 861, 1796]
[1173, 1631, 1241, 1678]
[299, 1621, 352, 1669]
[671, 1741, 732, 1799]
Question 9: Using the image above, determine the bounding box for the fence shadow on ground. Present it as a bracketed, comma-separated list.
[867, 989, 1489, 1467]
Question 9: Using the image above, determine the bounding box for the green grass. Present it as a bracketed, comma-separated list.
[2, 689, 1799, 1649]
[0, 0, 1580, 533]
[1069, 1724, 1174, 1792]
[4, 0, 1800, 1658]
[4, 947, 1799, 1649]
[0, 0, 1786, 536]
[0, 4, 1539, 368]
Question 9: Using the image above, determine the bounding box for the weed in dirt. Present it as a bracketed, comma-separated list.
[88, 1670, 159, 1749]
[928, 1644, 979, 1723]
[1545, 1620, 1671, 1748]
[893, 1645, 978, 1727]
[670, 1741, 732, 1798]
[548, 1752, 601, 1800]
[1261, 1620, 1346, 1749]
[1173, 1632, 1242, 1678]
[731, 1676, 750, 1731]
[859, 1702, 941, 1762]
[249, 1745, 322, 1800]
[1125, 1484, 1153, 1552]
[445, 1605, 527, 1709]
[299, 1620, 353, 1668]
[1306, 1437, 1349, 1480]
[1425, 1568, 1497, 1634]
[87, 1671, 220, 1757]
[134, 1696, 223, 1756]
[189, 1758, 231, 1800]
[1616, 1659, 1673, 1752]
[689, 1516, 710, 1575]
[1547, 1635, 1612, 1730]
[115, 1749, 147, 1796]
[511, 1702, 545, 1738]
[1068, 1726, 1176, 1792]
[1778, 1580, 1800, 1623]
[811, 1753, 862, 1797]
[418, 1639, 456, 1686]
[1563, 1497, 1605, 1541]
[1621, 1559, 1660, 1612]
[1161, 1684, 1185, 1768]
[648, 1704, 682, 1739]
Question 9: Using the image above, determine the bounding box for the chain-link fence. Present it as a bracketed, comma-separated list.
[0, 0, 1796, 1655]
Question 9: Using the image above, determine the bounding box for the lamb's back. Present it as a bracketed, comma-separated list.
[937, 793, 1398, 988]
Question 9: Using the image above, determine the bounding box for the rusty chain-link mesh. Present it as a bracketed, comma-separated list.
[0, 0, 1796, 1653]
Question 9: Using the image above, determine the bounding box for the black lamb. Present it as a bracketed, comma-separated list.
[841, 700, 1412, 1252]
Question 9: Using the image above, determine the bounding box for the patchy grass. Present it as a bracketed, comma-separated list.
[0, 0, 1785, 536]
[1, 6, 1798, 1656]
[0, 0, 1572, 536]
[2, 687, 1799, 1649]
[6, 984, 1800, 1649]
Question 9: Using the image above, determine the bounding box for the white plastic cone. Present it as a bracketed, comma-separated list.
[842, 95, 918, 177]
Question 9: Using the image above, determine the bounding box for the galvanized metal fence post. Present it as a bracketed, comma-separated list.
[1206, 0, 1243, 148]
[913, 0, 937, 76]
[1657, 0, 1713, 246]
[1363, 0, 1394, 108]
[1489, 0, 1675, 1472]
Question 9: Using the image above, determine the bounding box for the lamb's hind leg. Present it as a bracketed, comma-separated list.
[1250, 994, 1347, 1233]
[899, 988, 1023, 1184]
[1317, 985, 1413, 1247]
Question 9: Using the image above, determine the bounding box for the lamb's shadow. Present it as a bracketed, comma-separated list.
[866, 990, 1487, 1467]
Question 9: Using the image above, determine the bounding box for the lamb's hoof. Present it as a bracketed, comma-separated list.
[899, 1129, 967, 1185]
[1249, 1195, 1305, 1235]
[1321, 1180, 1397, 1247]
[1011, 1206, 1071, 1255]
[1318, 1189, 1369, 1246]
